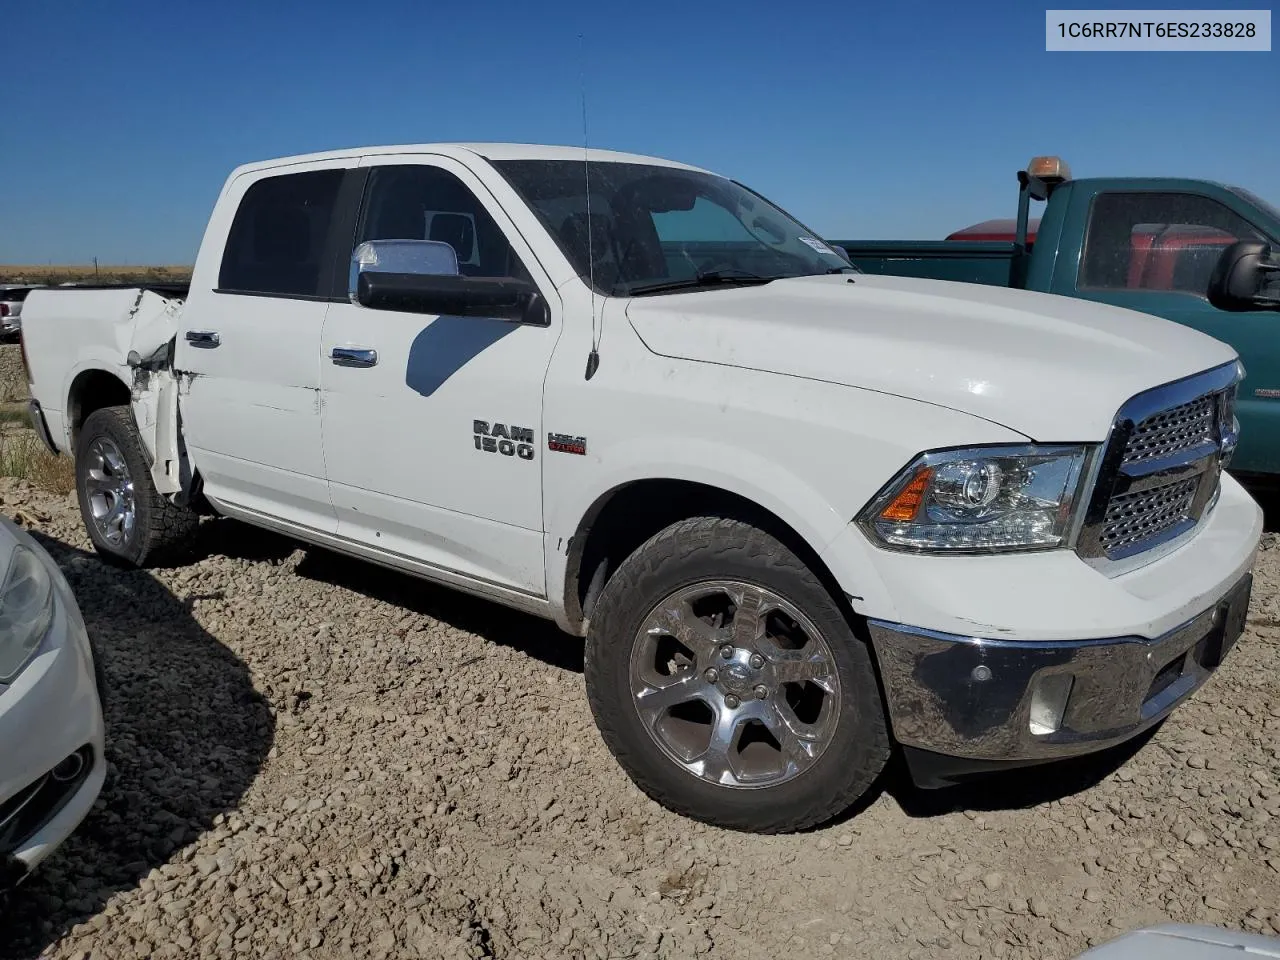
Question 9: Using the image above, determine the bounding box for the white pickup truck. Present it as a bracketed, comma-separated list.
[19, 143, 1262, 833]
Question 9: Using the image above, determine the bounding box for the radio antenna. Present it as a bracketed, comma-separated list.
[579, 33, 600, 380]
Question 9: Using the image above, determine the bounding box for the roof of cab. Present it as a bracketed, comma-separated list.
[227, 142, 712, 178]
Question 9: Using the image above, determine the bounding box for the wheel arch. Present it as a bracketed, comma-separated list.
[66, 367, 132, 450]
[558, 477, 853, 636]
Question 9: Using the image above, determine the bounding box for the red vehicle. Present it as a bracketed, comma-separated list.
[943, 219, 1236, 293]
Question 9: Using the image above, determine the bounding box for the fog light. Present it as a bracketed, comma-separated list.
[1029, 674, 1074, 735]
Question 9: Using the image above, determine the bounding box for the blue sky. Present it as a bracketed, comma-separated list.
[1, 0, 1275, 264]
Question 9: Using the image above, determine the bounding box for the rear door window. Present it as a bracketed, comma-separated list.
[1079, 192, 1263, 297]
[219, 169, 345, 297]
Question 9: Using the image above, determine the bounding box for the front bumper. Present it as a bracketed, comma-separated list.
[869, 571, 1252, 770]
[0, 534, 106, 887]
[839, 470, 1263, 784]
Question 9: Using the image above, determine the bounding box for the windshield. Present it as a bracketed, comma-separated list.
[489, 159, 856, 296]
[1228, 186, 1280, 228]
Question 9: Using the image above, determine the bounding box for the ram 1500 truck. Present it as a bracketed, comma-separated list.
[836, 157, 1280, 477]
[19, 144, 1263, 833]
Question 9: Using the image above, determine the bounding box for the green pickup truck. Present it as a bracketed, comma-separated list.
[835, 158, 1280, 477]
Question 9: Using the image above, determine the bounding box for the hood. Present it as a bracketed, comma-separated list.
[624, 274, 1238, 441]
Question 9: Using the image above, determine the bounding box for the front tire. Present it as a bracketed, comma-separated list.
[584, 516, 891, 833]
[74, 406, 198, 567]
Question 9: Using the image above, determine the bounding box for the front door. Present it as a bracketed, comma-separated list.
[1057, 188, 1280, 474]
[318, 156, 561, 596]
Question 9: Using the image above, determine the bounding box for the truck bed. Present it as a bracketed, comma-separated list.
[22, 285, 184, 457]
[32, 281, 190, 299]
[834, 240, 1017, 287]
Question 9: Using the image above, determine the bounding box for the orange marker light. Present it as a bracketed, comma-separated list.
[881, 467, 932, 522]
[1026, 156, 1072, 182]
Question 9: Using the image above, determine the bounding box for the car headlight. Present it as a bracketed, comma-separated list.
[1220, 379, 1241, 467]
[857, 444, 1093, 553]
[0, 545, 55, 683]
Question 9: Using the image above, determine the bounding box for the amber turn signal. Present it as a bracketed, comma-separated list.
[1026, 155, 1072, 182]
[880, 467, 932, 522]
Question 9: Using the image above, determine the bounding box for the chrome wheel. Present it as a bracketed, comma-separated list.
[84, 436, 136, 547]
[629, 580, 841, 789]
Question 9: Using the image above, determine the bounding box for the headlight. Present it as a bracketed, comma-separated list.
[0, 545, 55, 683]
[858, 445, 1093, 553]
[1220, 379, 1241, 467]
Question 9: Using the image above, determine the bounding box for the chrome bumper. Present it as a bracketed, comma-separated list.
[867, 572, 1252, 762]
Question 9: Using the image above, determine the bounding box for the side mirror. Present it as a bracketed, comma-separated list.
[356, 271, 549, 325]
[348, 239, 459, 301]
[1208, 240, 1280, 311]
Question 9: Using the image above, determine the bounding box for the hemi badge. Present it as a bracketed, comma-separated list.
[548, 433, 587, 456]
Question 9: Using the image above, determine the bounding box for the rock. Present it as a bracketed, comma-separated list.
[0, 452, 1274, 960]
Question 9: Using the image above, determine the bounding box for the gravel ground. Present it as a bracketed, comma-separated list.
[1, 474, 1279, 960]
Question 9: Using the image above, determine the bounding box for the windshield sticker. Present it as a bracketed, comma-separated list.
[798, 237, 841, 257]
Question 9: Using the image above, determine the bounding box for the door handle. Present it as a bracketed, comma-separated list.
[331, 346, 378, 368]
[185, 330, 220, 348]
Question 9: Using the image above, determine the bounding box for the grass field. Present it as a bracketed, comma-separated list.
[0, 401, 74, 495]
[0, 265, 191, 285]
[0, 426, 75, 494]
[0, 350, 75, 494]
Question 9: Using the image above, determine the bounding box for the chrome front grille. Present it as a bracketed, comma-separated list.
[1077, 361, 1242, 570]
[1099, 476, 1199, 553]
[1122, 394, 1217, 464]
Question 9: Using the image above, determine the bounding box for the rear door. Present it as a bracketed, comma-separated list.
[317, 155, 562, 596]
[174, 161, 361, 531]
[1052, 187, 1280, 474]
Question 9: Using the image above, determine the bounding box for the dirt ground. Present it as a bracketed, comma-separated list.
[1, 475, 1279, 960]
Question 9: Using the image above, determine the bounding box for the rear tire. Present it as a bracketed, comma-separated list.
[584, 516, 891, 833]
[74, 406, 198, 568]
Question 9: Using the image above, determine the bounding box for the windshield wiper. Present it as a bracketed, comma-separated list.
[625, 269, 779, 297]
